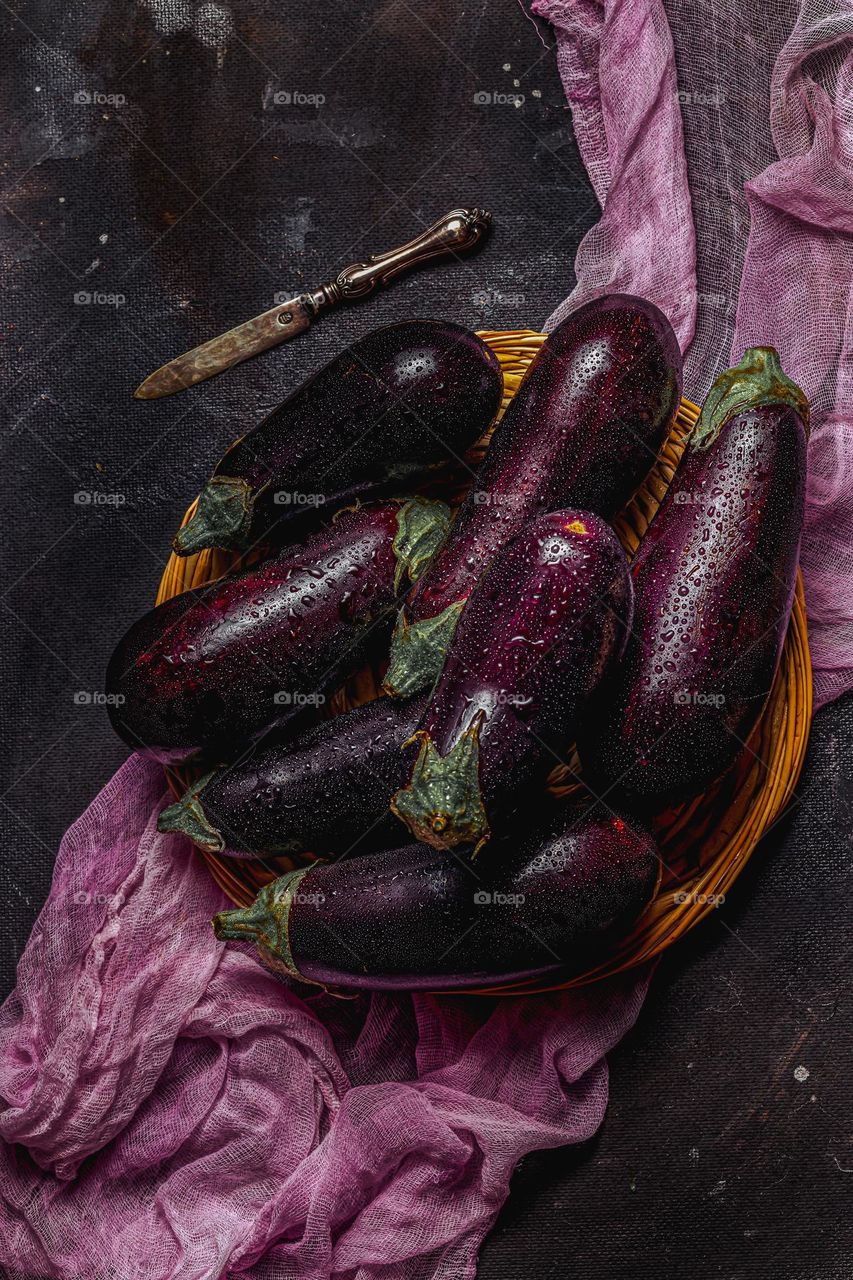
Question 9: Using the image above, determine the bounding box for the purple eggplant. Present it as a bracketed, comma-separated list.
[172, 320, 502, 556]
[211, 802, 660, 990]
[158, 693, 427, 857]
[390, 510, 633, 853]
[579, 347, 808, 811]
[106, 498, 450, 761]
[383, 294, 681, 698]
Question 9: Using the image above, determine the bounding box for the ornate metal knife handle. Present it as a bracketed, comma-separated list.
[301, 207, 491, 314]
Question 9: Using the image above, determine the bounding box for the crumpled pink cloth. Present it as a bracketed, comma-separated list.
[0, 756, 649, 1280]
[4, 0, 853, 1276]
[536, 0, 853, 711]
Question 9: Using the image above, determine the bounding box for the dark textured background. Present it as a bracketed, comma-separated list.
[0, 2, 850, 1277]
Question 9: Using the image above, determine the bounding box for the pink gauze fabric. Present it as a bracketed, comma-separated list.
[536, 0, 853, 711]
[4, 0, 853, 1276]
[0, 755, 650, 1280]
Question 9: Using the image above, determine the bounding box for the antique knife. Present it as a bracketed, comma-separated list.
[134, 207, 492, 399]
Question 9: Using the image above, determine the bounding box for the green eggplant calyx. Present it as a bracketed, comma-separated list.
[390, 716, 490, 852]
[391, 497, 453, 593]
[382, 600, 466, 699]
[692, 347, 810, 450]
[158, 772, 223, 852]
[172, 475, 254, 556]
[212, 865, 311, 976]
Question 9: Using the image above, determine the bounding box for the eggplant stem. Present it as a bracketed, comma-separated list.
[390, 713, 490, 851]
[382, 599, 466, 699]
[158, 772, 223, 852]
[172, 475, 254, 556]
[391, 497, 452, 592]
[212, 866, 311, 977]
[692, 347, 809, 450]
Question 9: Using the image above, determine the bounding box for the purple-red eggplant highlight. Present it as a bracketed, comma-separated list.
[107, 498, 449, 761]
[383, 294, 681, 698]
[158, 692, 427, 857]
[172, 320, 502, 556]
[579, 347, 808, 811]
[212, 802, 660, 990]
[391, 509, 633, 853]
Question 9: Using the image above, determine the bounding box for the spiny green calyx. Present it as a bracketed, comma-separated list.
[390, 715, 490, 852]
[392, 497, 452, 592]
[212, 866, 311, 976]
[692, 347, 810, 450]
[382, 600, 466, 699]
[158, 773, 223, 852]
[172, 475, 254, 556]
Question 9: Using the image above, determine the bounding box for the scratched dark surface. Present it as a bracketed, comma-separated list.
[0, 1, 850, 1278]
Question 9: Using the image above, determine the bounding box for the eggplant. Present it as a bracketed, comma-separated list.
[172, 320, 503, 556]
[158, 692, 428, 857]
[390, 510, 633, 853]
[211, 802, 660, 990]
[579, 347, 808, 811]
[106, 498, 450, 761]
[383, 293, 681, 698]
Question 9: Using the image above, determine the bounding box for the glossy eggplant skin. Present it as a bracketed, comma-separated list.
[158, 693, 427, 857]
[106, 499, 449, 762]
[383, 294, 681, 698]
[579, 348, 808, 812]
[211, 803, 660, 990]
[390, 510, 633, 853]
[172, 321, 503, 556]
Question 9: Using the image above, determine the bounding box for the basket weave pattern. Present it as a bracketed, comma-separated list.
[157, 329, 812, 993]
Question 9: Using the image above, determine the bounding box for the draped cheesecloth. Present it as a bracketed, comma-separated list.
[2, 2, 851, 1276]
[539, 0, 853, 711]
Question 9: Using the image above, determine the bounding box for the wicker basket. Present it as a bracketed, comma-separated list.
[156, 329, 812, 994]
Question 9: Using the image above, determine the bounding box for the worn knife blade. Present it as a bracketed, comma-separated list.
[134, 297, 312, 400]
[133, 207, 491, 399]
